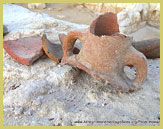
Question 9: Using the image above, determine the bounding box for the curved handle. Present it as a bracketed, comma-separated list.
[62, 31, 83, 58]
[123, 46, 148, 90]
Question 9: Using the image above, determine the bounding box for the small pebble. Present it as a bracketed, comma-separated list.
[14, 106, 24, 115]
[48, 8, 53, 11]
[56, 8, 62, 11]
[102, 103, 107, 106]
[32, 97, 43, 106]
[56, 15, 66, 19]
[24, 110, 32, 116]
[3, 107, 14, 112]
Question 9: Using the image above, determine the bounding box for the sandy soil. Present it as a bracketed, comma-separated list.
[16, 3, 98, 25]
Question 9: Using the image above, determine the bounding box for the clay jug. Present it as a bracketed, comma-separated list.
[61, 30, 147, 92]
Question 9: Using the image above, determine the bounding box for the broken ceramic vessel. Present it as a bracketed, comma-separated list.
[42, 34, 63, 63]
[61, 12, 148, 92]
[42, 34, 80, 63]
[4, 36, 44, 66]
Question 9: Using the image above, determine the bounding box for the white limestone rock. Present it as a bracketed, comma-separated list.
[148, 3, 160, 28]
[46, 65, 80, 86]
[125, 3, 150, 21]
[117, 3, 160, 34]
[118, 10, 142, 34]
[28, 3, 46, 10]
[119, 21, 146, 34]
[3, 79, 50, 107]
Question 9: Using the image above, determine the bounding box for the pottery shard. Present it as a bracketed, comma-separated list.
[42, 33, 80, 64]
[132, 38, 160, 59]
[58, 33, 80, 54]
[42, 34, 63, 63]
[3, 36, 44, 66]
[90, 12, 119, 36]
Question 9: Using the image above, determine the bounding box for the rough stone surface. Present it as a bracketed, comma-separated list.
[117, 3, 160, 34]
[3, 4, 160, 126]
[46, 65, 80, 86]
[28, 3, 46, 10]
[128, 26, 160, 42]
[3, 36, 44, 65]
[148, 4, 160, 27]
[84, 3, 126, 13]
[3, 57, 160, 126]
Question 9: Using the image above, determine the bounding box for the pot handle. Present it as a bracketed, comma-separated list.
[62, 31, 83, 59]
[123, 47, 148, 90]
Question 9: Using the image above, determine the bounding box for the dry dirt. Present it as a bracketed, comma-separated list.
[17, 3, 98, 25]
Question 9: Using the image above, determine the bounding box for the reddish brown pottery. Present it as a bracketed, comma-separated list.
[61, 31, 148, 92]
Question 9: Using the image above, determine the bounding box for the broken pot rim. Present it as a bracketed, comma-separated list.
[82, 28, 133, 42]
[89, 12, 119, 37]
[42, 34, 61, 63]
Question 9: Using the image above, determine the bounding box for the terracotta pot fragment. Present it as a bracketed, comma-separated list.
[90, 12, 119, 36]
[132, 38, 160, 59]
[42, 34, 80, 63]
[3, 36, 44, 66]
[58, 33, 80, 54]
[42, 34, 63, 63]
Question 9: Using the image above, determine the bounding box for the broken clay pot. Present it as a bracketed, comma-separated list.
[42, 34, 80, 63]
[58, 33, 80, 54]
[90, 12, 160, 59]
[61, 30, 148, 92]
[3, 36, 44, 66]
[132, 38, 160, 59]
[90, 12, 119, 36]
[42, 34, 63, 63]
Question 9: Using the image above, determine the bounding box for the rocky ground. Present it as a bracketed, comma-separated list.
[3, 4, 160, 126]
